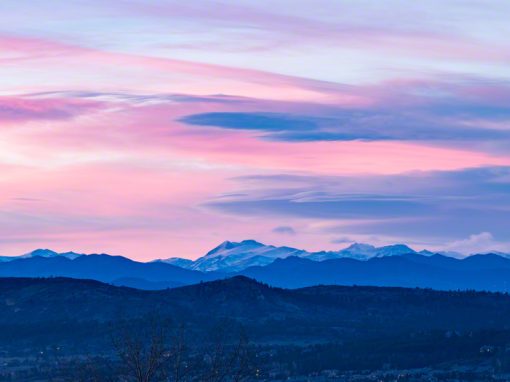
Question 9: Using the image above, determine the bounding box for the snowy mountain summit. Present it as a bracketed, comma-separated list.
[156, 240, 419, 272]
[0, 249, 83, 262]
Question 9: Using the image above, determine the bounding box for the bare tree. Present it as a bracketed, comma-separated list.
[112, 317, 181, 382]
[73, 355, 117, 382]
[168, 325, 191, 382]
[107, 318, 252, 382]
[196, 325, 252, 382]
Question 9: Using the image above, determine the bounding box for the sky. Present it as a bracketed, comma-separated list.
[1, 0, 510, 260]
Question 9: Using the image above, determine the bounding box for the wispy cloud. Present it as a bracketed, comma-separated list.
[207, 166, 510, 244]
[444, 232, 510, 255]
[0, 96, 102, 122]
[272, 226, 296, 235]
[179, 78, 510, 152]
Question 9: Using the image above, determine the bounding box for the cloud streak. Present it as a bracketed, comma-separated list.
[207, 166, 510, 244]
[0, 96, 102, 122]
[179, 78, 510, 151]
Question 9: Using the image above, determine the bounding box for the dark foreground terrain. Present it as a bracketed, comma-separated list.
[2, 276, 510, 381]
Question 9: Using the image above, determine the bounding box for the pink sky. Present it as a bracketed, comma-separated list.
[1, 1, 510, 259]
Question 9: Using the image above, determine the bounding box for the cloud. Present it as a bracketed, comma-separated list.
[207, 166, 510, 243]
[444, 232, 510, 255]
[331, 237, 355, 244]
[210, 197, 433, 220]
[272, 226, 296, 235]
[29, 91, 246, 105]
[179, 110, 510, 143]
[106, 1, 510, 64]
[180, 112, 318, 133]
[0, 96, 102, 122]
[178, 78, 510, 149]
[0, 34, 349, 101]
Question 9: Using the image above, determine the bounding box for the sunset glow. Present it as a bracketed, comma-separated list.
[1, 1, 510, 259]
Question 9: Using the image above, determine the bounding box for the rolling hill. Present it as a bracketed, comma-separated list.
[2, 276, 510, 343]
[3, 276, 510, 375]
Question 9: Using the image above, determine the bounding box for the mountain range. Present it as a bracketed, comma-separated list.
[241, 253, 510, 290]
[154, 239, 428, 271]
[1, 241, 510, 291]
[0, 240, 474, 272]
[0, 253, 219, 289]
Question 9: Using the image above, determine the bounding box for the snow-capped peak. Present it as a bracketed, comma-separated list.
[374, 244, 416, 257]
[204, 240, 266, 258]
[190, 240, 302, 272]
[0, 249, 84, 263]
[21, 249, 83, 260]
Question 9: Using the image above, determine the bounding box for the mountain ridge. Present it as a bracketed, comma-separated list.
[2, 248, 510, 292]
[2, 240, 497, 271]
[155, 240, 425, 272]
[238, 253, 510, 290]
[0, 254, 221, 289]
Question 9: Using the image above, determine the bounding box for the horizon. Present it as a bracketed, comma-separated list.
[3, 238, 509, 262]
[1, 1, 510, 261]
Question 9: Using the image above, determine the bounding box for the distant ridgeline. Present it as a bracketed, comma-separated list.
[1, 241, 510, 291]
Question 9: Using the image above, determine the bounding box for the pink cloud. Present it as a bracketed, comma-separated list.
[0, 34, 370, 104]
[120, 2, 510, 64]
[0, 96, 102, 123]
